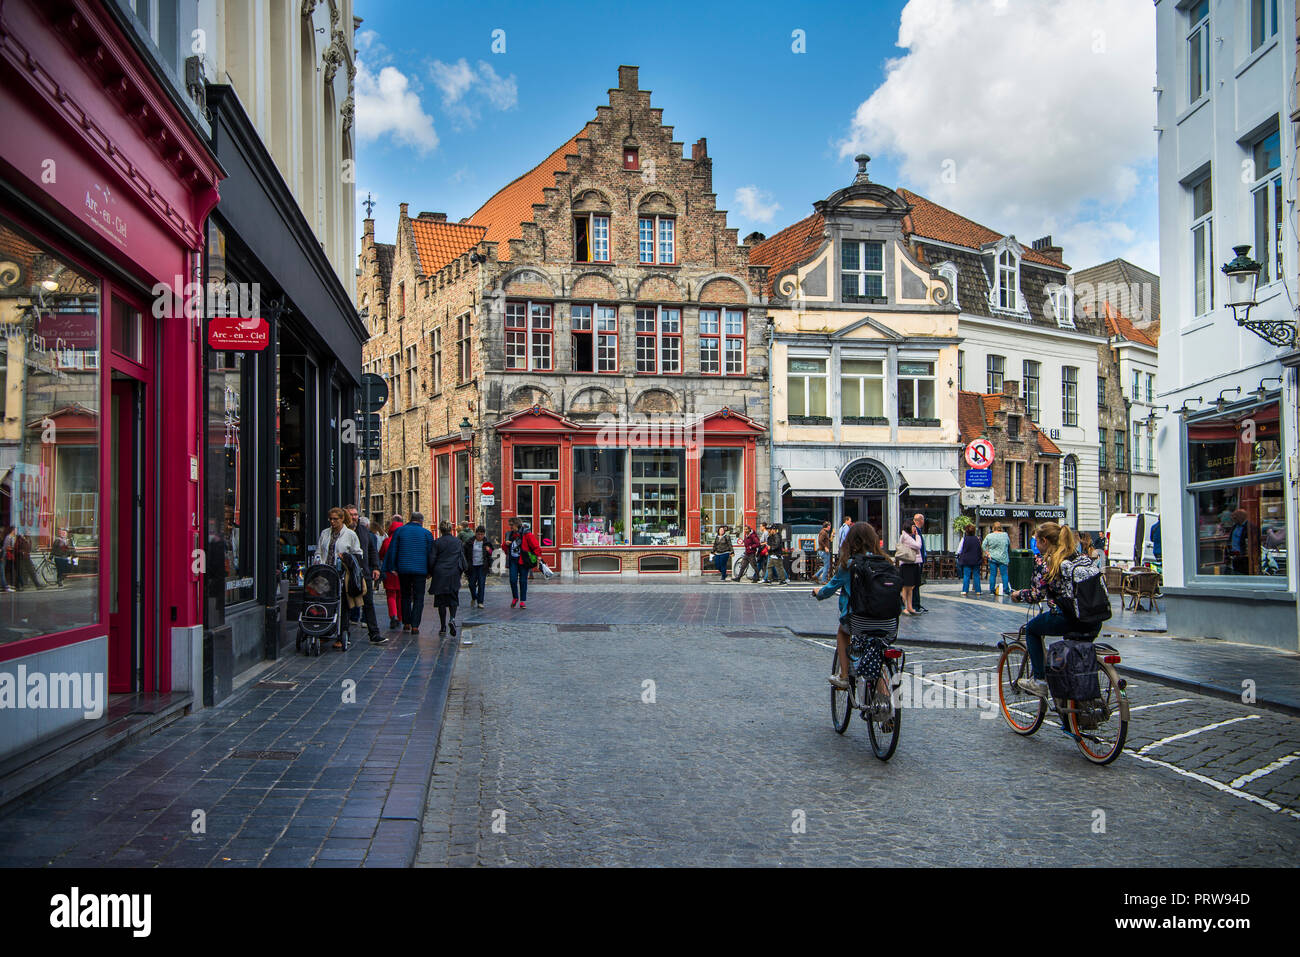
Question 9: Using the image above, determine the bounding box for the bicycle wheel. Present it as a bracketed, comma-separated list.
[36, 560, 57, 587]
[865, 658, 900, 761]
[830, 648, 853, 734]
[1070, 661, 1129, 765]
[997, 640, 1046, 735]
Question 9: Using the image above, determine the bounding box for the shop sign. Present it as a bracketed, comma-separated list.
[207, 316, 269, 351]
[964, 468, 992, 488]
[35, 313, 97, 349]
[83, 182, 128, 248]
[964, 439, 994, 468]
[975, 505, 1066, 521]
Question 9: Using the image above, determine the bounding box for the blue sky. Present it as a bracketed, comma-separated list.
[355, 0, 1158, 273]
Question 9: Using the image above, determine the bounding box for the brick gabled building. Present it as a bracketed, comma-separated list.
[958, 389, 1065, 548]
[358, 65, 769, 579]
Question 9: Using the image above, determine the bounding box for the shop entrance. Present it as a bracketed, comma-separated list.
[844, 493, 886, 539]
[106, 294, 154, 693]
[515, 482, 558, 568]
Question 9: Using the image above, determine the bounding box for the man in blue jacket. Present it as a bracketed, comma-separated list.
[381, 511, 435, 633]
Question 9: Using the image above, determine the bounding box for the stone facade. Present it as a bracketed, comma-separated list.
[1095, 341, 1131, 519]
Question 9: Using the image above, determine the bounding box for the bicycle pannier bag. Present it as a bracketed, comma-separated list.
[1045, 638, 1101, 701]
[848, 556, 904, 620]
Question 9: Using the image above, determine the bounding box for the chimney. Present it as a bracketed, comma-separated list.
[692, 137, 708, 161]
[618, 65, 639, 91]
[1031, 235, 1064, 263]
[417, 211, 447, 222]
[853, 153, 871, 184]
[743, 231, 767, 246]
[1002, 379, 1021, 399]
[399, 202, 409, 219]
[364, 218, 374, 239]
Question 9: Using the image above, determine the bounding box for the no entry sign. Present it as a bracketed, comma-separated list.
[480, 481, 495, 497]
[964, 439, 994, 469]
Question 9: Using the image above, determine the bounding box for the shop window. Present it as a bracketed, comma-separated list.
[206, 349, 256, 605]
[841, 358, 885, 423]
[788, 357, 828, 421]
[0, 213, 102, 647]
[572, 304, 618, 373]
[573, 448, 625, 545]
[639, 555, 680, 573]
[435, 456, 449, 527]
[631, 449, 685, 545]
[700, 448, 743, 532]
[514, 445, 559, 480]
[455, 452, 470, 525]
[898, 360, 937, 425]
[111, 298, 142, 363]
[634, 306, 680, 374]
[579, 555, 621, 574]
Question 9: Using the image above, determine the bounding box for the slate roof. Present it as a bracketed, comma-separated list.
[409, 220, 485, 277]
[466, 134, 584, 261]
[1072, 258, 1160, 344]
[958, 390, 1062, 455]
[747, 212, 825, 296]
[898, 189, 1067, 270]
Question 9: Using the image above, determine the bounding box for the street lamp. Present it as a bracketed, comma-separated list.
[458, 416, 472, 443]
[1222, 245, 1296, 347]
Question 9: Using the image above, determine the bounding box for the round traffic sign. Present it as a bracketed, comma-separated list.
[360, 372, 389, 412]
[965, 439, 994, 468]
[480, 481, 495, 496]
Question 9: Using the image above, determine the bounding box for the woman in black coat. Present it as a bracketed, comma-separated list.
[428, 520, 467, 636]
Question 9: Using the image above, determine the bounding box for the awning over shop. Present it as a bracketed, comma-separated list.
[781, 468, 845, 496]
[899, 468, 960, 495]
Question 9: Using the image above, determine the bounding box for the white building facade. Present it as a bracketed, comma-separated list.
[1155, 0, 1299, 650]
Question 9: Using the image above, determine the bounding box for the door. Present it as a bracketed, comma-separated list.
[515, 482, 559, 568]
[108, 375, 143, 692]
[845, 493, 886, 540]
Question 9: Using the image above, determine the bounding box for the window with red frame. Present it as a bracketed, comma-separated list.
[506, 300, 553, 371]
[572, 304, 618, 373]
[700, 308, 747, 376]
[635, 306, 680, 374]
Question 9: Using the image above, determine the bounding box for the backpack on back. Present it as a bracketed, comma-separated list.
[1065, 557, 1112, 625]
[848, 555, 904, 620]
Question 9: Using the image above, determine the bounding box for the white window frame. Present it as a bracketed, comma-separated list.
[987, 354, 1005, 394]
[573, 213, 610, 263]
[1023, 360, 1040, 420]
[638, 215, 675, 264]
[1048, 284, 1073, 327]
[994, 249, 1021, 312]
[1188, 0, 1210, 103]
[787, 355, 829, 419]
[839, 356, 886, 420]
[1251, 0, 1278, 53]
[1191, 174, 1214, 318]
[1062, 366, 1079, 427]
[840, 240, 886, 300]
[898, 358, 937, 423]
[1251, 127, 1283, 285]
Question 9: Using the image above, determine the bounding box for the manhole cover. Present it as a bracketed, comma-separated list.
[229, 749, 300, 760]
[255, 680, 299, 690]
[555, 624, 610, 632]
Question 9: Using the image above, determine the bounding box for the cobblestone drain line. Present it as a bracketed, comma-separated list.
[789, 632, 1300, 821]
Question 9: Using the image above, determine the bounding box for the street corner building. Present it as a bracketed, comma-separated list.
[359, 65, 770, 580]
[751, 157, 1105, 554]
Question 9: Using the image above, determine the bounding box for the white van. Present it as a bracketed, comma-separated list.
[1105, 512, 1160, 567]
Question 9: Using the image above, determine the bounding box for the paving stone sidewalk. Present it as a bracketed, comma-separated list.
[0, 628, 458, 867]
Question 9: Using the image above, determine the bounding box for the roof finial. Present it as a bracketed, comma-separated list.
[854, 154, 871, 182]
[362, 191, 375, 217]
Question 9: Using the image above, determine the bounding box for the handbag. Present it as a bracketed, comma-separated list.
[895, 536, 919, 564]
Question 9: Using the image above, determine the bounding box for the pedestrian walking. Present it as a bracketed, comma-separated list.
[464, 525, 494, 608]
[907, 513, 928, 612]
[52, 528, 75, 586]
[314, 507, 366, 648]
[754, 522, 771, 580]
[983, 521, 1012, 596]
[815, 521, 832, 584]
[1, 526, 16, 591]
[380, 511, 435, 633]
[733, 525, 761, 582]
[11, 532, 42, 590]
[762, 524, 789, 584]
[505, 516, 542, 608]
[957, 524, 983, 596]
[835, 515, 852, 553]
[710, 525, 733, 579]
[428, 520, 467, 636]
[346, 506, 387, 644]
[895, 521, 923, 615]
[378, 515, 404, 629]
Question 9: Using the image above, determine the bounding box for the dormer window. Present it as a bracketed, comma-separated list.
[841, 240, 885, 301]
[995, 250, 1019, 310]
[1048, 284, 1074, 327]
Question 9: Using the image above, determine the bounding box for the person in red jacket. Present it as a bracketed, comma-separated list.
[505, 516, 542, 608]
[378, 515, 404, 629]
[732, 525, 761, 582]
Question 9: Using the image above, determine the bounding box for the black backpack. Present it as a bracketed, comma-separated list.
[1045, 638, 1101, 702]
[1064, 557, 1112, 624]
[848, 555, 904, 619]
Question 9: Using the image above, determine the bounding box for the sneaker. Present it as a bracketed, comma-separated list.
[828, 673, 849, 691]
[511, 598, 518, 608]
[519, 601, 526, 609]
[915, 607, 928, 614]
[438, 628, 447, 637]
[1019, 677, 1050, 698]
[448, 619, 457, 637]
[477, 602, 485, 609]
[369, 635, 388, 645]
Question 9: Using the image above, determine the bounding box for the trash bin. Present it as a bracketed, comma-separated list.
[1009, 549, 1035, 591]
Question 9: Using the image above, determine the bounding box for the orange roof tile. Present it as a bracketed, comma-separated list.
[1102, 301, 1159, 348]
[466, 134, 584, 261]
[747, 212, 826, 295]
[410, 219, 485, 277]
[898, 189, 1067, 270]
[958, 390, 1061, 454]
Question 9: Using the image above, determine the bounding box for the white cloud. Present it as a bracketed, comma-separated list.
[734, 186, 782, 224]
[843, 0, 1156, 268]
[355, 58, 438, 154]
[429, 58, 518, 127]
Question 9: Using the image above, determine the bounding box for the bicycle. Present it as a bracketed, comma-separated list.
[34, 551, 59, 587]
[995, 601, 1130, 765]
[830, 631, 904, 761]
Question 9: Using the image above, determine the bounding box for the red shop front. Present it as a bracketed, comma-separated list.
[0, 0, 222, 761]
[496, 407, 764, 578]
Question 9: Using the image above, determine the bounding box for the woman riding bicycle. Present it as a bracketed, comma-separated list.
[812, 521, 898, 691]
[1011, 521, 1102, 699]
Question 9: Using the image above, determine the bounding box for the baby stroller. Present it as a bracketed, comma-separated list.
[296, 562, 349, 656]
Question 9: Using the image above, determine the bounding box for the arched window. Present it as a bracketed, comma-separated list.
[841, 461, 887, 490]
[996, 249, 1019, 310]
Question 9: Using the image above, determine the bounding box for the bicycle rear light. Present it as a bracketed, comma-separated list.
[1102, 654, 1121, 664]
[884, 648, 903, 659]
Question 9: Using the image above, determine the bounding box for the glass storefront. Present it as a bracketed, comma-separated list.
[436, 454, 450, 526]
[700, 448, 742, 531]
[573, 448, 625, 544]
[631, 449, 685, 545]
[0, 213, 102, 645]
[903, 495, 948, 553]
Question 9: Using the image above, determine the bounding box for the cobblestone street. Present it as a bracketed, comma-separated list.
[419, 595, 1300, 866]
